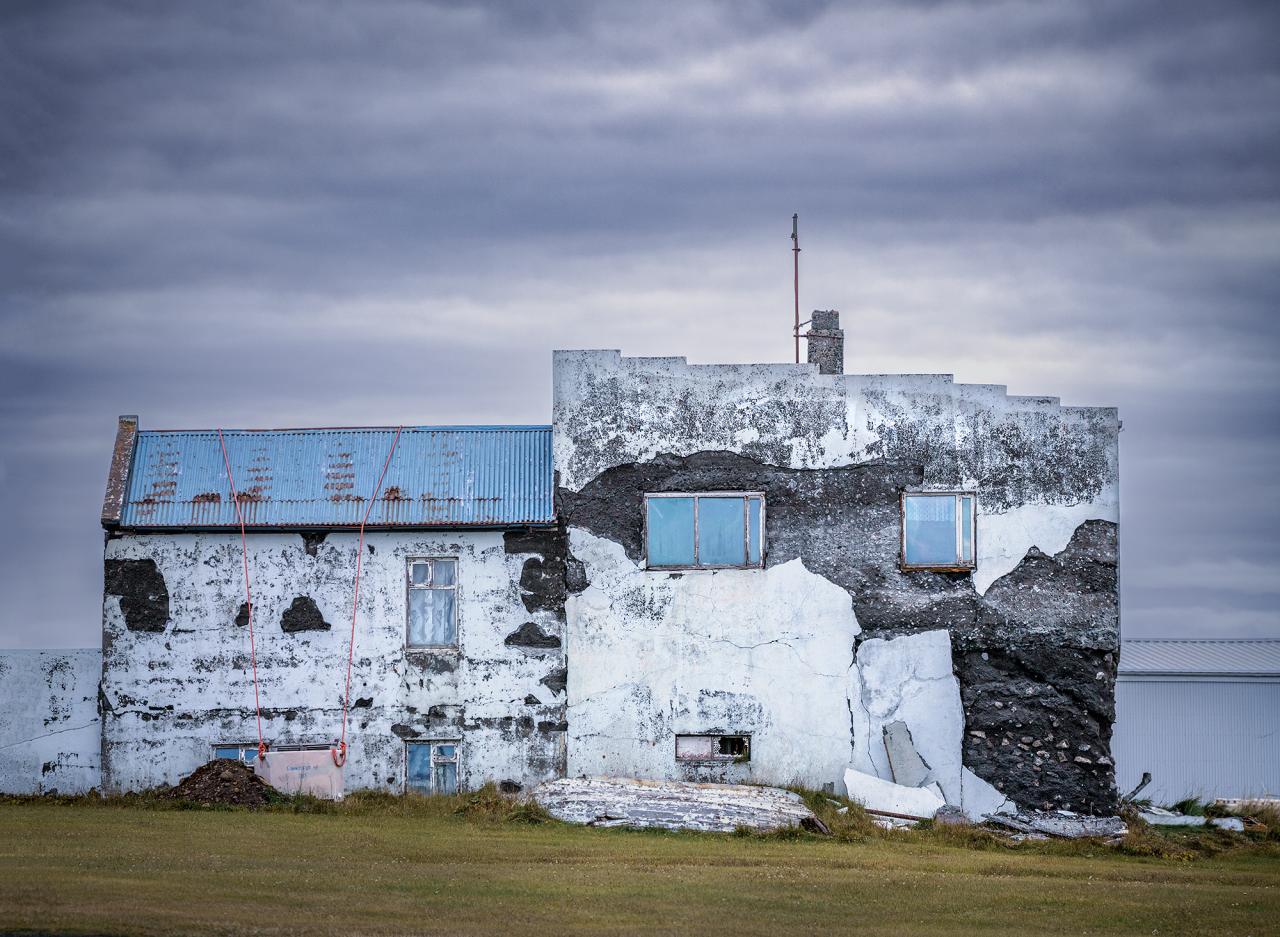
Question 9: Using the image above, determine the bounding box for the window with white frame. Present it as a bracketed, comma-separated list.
[406, 740, 459, 795]
[407, 558, 457, 646]
[644, 493, 764, 569]
[900, 492, 976, 570]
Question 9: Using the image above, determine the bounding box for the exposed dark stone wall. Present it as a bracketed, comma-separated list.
[504, 622, 562, 649]
[104, 559, 170, 632]
[280, 596, 330, 633]
[503, 525, 571, 779]
[559, 450, 1119, 812]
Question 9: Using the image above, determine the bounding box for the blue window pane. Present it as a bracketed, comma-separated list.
[434, 761, 458, 795]
[960, 496, 974, 563]
[214, 746, 239, 761]
[435, 744, 456, 759]
[646, 497, 695, 566]
[406, 743, 432, 794]
[409, 589, 456, 645]
[904, 495, 958, 566]
[432, 559, 456, 586]
[698, 497, 746, 566]
[747, 497, 762, 565]
[243, 749, 258, 765]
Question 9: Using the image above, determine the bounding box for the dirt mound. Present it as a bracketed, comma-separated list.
[163, 759, 274, 807]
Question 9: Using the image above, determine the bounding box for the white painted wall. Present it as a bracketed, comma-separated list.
[0, 649, 101, 794]
[101, 530, 565, 793]
[567, 531, 859, 788]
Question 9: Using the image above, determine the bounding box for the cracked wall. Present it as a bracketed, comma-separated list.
[100, 529, 565, 793]
[555, 350, 1120, 812]
[0, 649, 102, 794]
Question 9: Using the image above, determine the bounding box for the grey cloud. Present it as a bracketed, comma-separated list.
[1, 0, 1278, 646]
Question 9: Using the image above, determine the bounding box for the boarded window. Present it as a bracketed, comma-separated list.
[644, 494, 764, 569]
[901, 493, 976, 569]
[675, 734, 751, 762]
[407, 558, 458, 646]
[406, 741, 460, 795]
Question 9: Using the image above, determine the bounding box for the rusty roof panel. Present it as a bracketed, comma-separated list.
[116, 425, 554, 529]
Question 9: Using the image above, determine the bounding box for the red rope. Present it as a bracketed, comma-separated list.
[333, 426, 403, 767]
[217, 429, 267, 761]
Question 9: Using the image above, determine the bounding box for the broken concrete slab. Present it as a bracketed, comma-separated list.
[532, 777, 815, 833]
[883, 720, 932, 787]
[849, 630, 964, 805]
[987, 810, 1126, 839]
[1140, 807, 1205, 827]
[960, 766, 1017, 821]
[843, 766, 945, 818]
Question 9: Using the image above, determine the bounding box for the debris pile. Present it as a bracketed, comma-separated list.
[162, 759, 274, 807]
[533, 777, 817, 833]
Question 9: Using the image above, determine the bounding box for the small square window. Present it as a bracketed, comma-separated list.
[407, 558, 458, 646]
[901, 492, 976, 570]
[644, 493, 765, 570]
[675, 733, 751, 763]
[406, 740, 460, 795]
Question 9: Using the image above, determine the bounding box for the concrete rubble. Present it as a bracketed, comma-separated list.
[532, 777, 817, 833]
[843, 766, 945, 818]
[1139, 807, 1245, 831]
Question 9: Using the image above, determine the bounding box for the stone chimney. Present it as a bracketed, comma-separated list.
[805, 310, 844, 375]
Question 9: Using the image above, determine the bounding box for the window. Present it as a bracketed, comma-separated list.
[407, 558, 457, 646]
[212, 742, 328, 765]
[406, 741, 459, 795]
[214, 743, 259, 766]
[901, 492, 976, 570]
[675, 734, 751, 763]
[644, 493, 764, 569]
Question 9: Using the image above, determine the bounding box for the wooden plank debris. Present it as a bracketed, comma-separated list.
[532, 777, 816, 833]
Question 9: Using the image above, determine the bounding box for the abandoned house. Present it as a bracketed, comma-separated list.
[0, 314, 1123, 815]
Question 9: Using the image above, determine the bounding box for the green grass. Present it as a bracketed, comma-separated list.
[1, 794, 1277, 936]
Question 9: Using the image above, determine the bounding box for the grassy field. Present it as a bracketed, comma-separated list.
[1, 795, 1277, 936]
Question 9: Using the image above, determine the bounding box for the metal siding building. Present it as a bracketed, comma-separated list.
[111, 424, 555, 529]
[1113, 639, 1280, 804]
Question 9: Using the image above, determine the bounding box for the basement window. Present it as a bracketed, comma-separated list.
[212, 742, 328, 765]
[407, 558, 458, 646]
[644, 493, 764, 569]
[213, 744, 260, 766]
[406, 740, 460, 795]
[901, 492, 977, 570]
[675, 734, 751, 763]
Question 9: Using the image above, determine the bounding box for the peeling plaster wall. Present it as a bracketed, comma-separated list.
[100, 530, 565, 793]
[0, 650, 102, 794]
[553, 352, 1119, 595]
[555, 351, 1121, 812]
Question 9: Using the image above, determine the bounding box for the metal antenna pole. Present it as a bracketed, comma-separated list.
[792, 213, 800, 363]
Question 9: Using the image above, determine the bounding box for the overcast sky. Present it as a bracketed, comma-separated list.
[2, 1, 1277, 648]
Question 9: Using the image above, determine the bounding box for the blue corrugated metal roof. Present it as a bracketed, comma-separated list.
[1120, 640, 1280, 676]
[117, 425, 554, 529]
